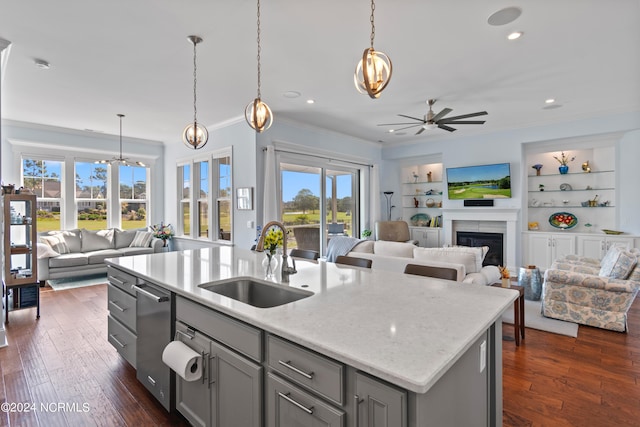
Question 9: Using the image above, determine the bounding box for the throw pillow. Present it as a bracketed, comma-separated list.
[453, 245, 489, 272]
[130, 231, 153, 248]
[36, 242, 60, 259]
[114, 228, 139, 248]
[81, 228, 115, 252]
[627, 249, 640, 282]
[40, 234, 70, 254]
[413, 247, 477, 275]
[599, 246, 638, 279]
[373, 241, 416, 258]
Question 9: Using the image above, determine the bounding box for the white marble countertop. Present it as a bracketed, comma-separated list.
[106, 246, 517, 394]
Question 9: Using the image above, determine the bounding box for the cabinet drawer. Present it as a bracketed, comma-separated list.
[107, 266, 138, 296]
[108, 314, 137, 368]
[176, 296, 263, 362]
[108, 284, 136, 332]
[267, 335, 344, 405]
[266, 372, 344, 427]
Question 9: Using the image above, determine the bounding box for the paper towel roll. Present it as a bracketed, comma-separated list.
[162, 341, 203, 382]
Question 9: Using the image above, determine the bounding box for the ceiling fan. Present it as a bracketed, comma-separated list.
[378, 99, 487, 134]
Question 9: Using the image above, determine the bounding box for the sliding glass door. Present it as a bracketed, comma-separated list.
[280, 160, 359, 255]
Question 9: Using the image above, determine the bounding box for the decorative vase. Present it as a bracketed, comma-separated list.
[501, 277, 510, 288]
[262, 253, 278, 278]
[559, 165, 569, 174]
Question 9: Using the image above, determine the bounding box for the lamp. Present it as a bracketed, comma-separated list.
[96, 114, 145, 167]
[245, 0, 273, 132]
[383, 191, 394, 221]
[182, 35, 208, 149]
[354, 0, 393, 99]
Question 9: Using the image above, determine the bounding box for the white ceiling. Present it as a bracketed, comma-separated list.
[1, 0, 639, 146]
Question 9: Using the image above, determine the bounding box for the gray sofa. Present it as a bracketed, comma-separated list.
[37, 228, 164, 282]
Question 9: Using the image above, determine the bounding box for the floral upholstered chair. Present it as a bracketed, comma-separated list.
[541, 248, 640, 332]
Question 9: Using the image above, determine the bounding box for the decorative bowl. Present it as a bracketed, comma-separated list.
[549, 212, 578, 230]
[410, 213, 430, 226]
[602, 229, 624, 235]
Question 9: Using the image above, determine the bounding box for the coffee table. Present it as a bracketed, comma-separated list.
[491, 283, 525, 346]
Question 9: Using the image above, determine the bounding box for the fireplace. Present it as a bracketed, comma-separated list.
[456, 232, 504, 266]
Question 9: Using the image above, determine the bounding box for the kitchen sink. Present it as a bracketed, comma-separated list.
[199, 278, 313, 308]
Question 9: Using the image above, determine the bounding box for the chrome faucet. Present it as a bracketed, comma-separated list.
[255, 221, 297, 281]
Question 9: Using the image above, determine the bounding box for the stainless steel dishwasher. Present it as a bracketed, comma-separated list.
[133, 281, 173, 411]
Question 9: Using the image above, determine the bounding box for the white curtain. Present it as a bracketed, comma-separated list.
[263, 145, 278, 225]
[369, 164, 380, 239]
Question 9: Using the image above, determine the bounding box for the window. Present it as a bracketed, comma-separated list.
[177, 149, 232, 241]
[75, 162, 108, 230]
[22, 158, 63, 232]
[120, 165, 149, 229]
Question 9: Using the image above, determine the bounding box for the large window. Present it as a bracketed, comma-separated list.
[177, 149, 232, 241]
[75, 162, 108, 230]
[22, 158, 63, 232]
[119, 165, 148, 230]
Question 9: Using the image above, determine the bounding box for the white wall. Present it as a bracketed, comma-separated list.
[619, 129, 640, 234]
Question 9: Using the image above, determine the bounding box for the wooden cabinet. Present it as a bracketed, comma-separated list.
[355, 372, 407, 427]
[3, 194, 39, 322]
[525, 232, 576, 270]
[577, 235, 634, 259]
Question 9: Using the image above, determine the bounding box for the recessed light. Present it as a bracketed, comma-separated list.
[34, 58, 50, 69]
[487, 7, 522, 26]
[283, 91, 301, 98]
[388, 129, 394, 133]
[545, 98, 555, 104]
[306, 99, 315, 104]
[507, 31, 523, 40]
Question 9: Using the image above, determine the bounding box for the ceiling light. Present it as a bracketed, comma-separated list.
[182, 35, 208, 149]
[388, 129, 394, 133]
[245, 0, 273, 133]
[545, 98, 555, 104]
[354, 0, 392, 99]
[306, 99, 315, 104]
[507, 31, 523, 40]
[34, 59, 50, 69]
[422, 123, 438, 131]
[487, 7, 522, 26]
[96, 114, 145, 167]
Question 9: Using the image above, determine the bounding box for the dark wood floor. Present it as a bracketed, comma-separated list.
[0, 284, 639, 426]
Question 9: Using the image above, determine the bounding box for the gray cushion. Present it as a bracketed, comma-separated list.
[114, 228, 139, 248]
[117, 247, 154, 256]
[49, 253, 89, 268]
[81, 229, 114, 252]
[130, 231, 153, 247]
[86, 249, 123, 264]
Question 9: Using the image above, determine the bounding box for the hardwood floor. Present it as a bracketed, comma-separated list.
[1, 283, 639, 426]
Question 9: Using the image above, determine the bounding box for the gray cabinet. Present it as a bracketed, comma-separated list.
[354, 372, 406, 427]
[106, 266, 138, 367]
[175, 297, 263, 427]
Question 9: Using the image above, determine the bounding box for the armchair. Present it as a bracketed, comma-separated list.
[542, 251, 640, 332]
[374, 221, 418, 245]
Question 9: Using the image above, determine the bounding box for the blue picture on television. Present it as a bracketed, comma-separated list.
[446, 163, 511, 200]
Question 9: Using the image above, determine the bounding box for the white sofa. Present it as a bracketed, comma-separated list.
[346, 240, 501, 285]
[37, 228, 164, 282]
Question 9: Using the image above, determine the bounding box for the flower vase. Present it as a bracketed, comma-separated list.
[501, 277, 511, 288]
[262, 253, 278, 278]
[559, 165, 569, 174]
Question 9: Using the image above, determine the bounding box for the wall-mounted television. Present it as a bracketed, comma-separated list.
[446, 162, 511, 200]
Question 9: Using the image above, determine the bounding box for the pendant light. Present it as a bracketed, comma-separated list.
[182, 35, 208, 149]
[96, 114, 145, 167]
[354, 0, 393, 99]
[245, 0, 273, 132]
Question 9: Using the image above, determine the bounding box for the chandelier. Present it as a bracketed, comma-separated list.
[96, 114, 145, 167]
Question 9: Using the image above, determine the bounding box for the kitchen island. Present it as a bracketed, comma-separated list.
[106, 246, 517, 427]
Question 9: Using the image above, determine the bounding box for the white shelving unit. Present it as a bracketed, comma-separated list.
[401, 163, 443, 247]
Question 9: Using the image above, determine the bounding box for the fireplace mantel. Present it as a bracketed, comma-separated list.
[442, 208, 520, 271]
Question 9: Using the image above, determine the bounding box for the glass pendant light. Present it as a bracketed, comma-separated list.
[182, 35, 208, 149]
[354, 0, 393, 99]
[245, 0, 273, 132]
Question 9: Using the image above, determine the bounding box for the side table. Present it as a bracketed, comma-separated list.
[491, 283, 525, 346]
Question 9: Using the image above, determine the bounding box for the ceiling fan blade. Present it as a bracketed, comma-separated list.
[415, 127, 426, 135]
[398, 114, 426, 122]
[440, 120, 486, 125]
[377, 122, 423, 126]
[393, 124, 422, 131]
[438, 111, 488, 122]
[431, 108, 452, 122]
[438, 124, 457, 132]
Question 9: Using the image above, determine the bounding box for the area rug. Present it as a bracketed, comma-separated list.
[502, 299, 579, 338]
[48, 274, 108, 291]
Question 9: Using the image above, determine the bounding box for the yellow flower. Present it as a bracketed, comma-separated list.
[263, 228, 283, 255]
